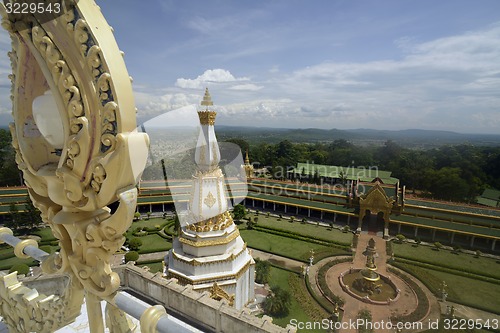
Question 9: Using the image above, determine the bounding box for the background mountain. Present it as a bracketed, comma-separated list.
[216, 126, 500, 148]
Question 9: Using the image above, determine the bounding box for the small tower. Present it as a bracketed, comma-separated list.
[166, 88, 255, 309]
[242, 150, 254, 180]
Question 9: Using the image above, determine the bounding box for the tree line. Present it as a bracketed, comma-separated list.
[225, 138, 500, 203]
[1, 128, 499, 203]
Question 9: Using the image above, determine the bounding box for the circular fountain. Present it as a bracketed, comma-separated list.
[339, 238, 400, 304]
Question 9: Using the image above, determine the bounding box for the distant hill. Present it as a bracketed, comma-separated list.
[215, 126, 500, 148]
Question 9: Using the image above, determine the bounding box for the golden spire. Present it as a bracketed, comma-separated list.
[245, 150, 250, 164]
[198, 87, 217, 125]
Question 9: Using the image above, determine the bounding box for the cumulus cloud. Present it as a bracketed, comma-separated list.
[175, 69, 249, 89]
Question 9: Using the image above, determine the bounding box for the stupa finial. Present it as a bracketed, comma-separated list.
[201, 87, 213, 109]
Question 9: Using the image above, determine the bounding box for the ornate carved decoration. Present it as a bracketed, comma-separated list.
[204, 191, 216, 208]
[0, 0, 148, 330]
[0, 272, 84, 333]
[179, 228, 240, 247]
[197, 111, 217, 126]
[209, 282, 235, 306]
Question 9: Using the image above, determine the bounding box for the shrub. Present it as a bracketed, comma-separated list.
[129, 238, 143, 251]
[434, 242, 443, 251]
[301, 218, 307, 224]
[395, 234, 406, 244]
[9, 264, 30, 275]
[255, 259, 271, 284]
[125, 251, 139, 263]
[263, 286, 291, 316]
[134, 212, 141, 221]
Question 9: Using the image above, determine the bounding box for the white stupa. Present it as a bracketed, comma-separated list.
[166, 88, 255, 309]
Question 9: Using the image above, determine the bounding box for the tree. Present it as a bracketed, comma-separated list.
[146, 211, 151, 220]
[233, 204, 246, 221]
[254, 259, 271, 284]
[263, 286, 291, 316]
[129, 238, 143, 251]
[134, 212, 141, 221]
[24, 197, 42, 229]
[124, 251, 139, 263]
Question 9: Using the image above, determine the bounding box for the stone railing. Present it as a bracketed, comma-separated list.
[115, 264, 295, 333]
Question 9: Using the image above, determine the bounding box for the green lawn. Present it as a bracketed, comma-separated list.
[395, 262, 500, 315]
[268, 266, 325, 332]
[139, 261, 164, 273]
[136, 234, 172, 254]
[392, 242, 500, 279]
[240, 229, 346, 262]
[254, 215, 352, 245]
[128, 217, 172, 235]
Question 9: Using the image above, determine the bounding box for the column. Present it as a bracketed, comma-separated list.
[334, 212, 337, 222]
[450, 232, 455, 244]
[397, 223, 401, 234]
[284, 205, 287, 213]
[470, 236, 475, 248]
[262, 201, 265, 209]
[320, 211, 324, 220]
[308, 209, 311, 218]
[252, 199, 255, 208]
[273, 203, 276, 211]
[492, 239, 497, 251]
[296, 206, 299, 215]
[150, 204, 152, 213]
[414, 226, 418, 238]
[432, 229, 436, 241]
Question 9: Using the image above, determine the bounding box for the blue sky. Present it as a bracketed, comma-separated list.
[1, 0, 500, 133]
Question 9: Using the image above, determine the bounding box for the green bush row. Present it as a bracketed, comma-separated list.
[289, 274, 329, 322]
[316, 257, 352, 307]
[394, 257, 500, 285]
[304, 271, 336, 314]
[387, 266, 430, 324]
[256, 223, 351, 246]
[253, 225, 349, 249]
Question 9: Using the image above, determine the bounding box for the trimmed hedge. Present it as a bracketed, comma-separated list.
[253, 224, 351, 249]
[304, 272, 336, 314]
[388, 266, 430, 324]
[316, 257, 352, 307]
[392, 262, 500, 317]
[394, 257, 500, 285]
[9, 263, 30, 275]
[289, 273, 329, 322]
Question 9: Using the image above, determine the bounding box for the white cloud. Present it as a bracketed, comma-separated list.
[229, 84, 263, 91]
[175, 69, 248, 89]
